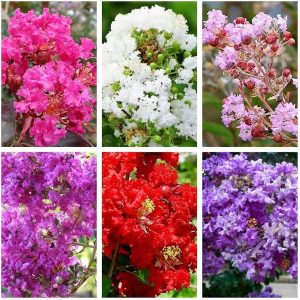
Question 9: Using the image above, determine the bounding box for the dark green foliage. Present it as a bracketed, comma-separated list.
[203, 268, 262, 298]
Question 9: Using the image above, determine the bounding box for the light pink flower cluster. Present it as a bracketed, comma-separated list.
[203, 10, 298, 144]
[2, 8, 96, 146]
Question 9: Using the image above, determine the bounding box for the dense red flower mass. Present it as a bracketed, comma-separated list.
[102, 153, 197, 296]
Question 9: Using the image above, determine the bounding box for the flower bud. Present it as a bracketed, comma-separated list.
[13, 75, 23, 88]
[184, 100, 192, 106]
[283, 31, 292, 41]
[153, 135, 162, 144]
[150, 62, 157, 70]
[209, 38, 219, 47]
[286, 38, 296, 46]
[243, 116, 252, 125]
[170, 85, 178, 94]
[147, 52, 153, 58]
[183, 51, 191, 58]
[266, 33, 277, 44]
[165, 67, 171, 74]
[245, 79, 255, 90]
[157, 54, 164, 62]
[271, 44, 279, 52]
[267, 68, 276, 79]
[241, 35, 251, 45]
[282, 68, 291, 77]
[37, 50, 49, 64]
[172, 41, 181, 51]
[177, 93, 184, 99]
[161, 185, 171, 195]
[247, 62, 256, 71]
[234, 44, 242, 51]
[273, 133, 283, 143]
[251, 123, 265, 138]
[215, 28, 226, 38]
[123, 68, 131, 76]
[237, 61, 247, 70]
[164, 32, 172, 40]
[235, 17, 246, 24]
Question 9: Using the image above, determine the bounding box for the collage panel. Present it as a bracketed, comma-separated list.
[1, 1, 97, 147]
[102, 1, 197, 147]
[202, 152, 298, 298]
[1, 152, 97, 297]
[202, 1, 298, 147]
[102, 152, 197, 297]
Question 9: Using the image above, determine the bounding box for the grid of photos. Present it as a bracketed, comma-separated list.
[0, 0, 298, 299]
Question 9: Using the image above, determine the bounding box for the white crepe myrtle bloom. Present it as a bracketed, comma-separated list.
[102, 5, 197, 146]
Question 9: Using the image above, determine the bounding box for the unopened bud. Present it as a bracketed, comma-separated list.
[273, 133, 283, 143]
[245, 79, 255, 90]
[266, 33, 277, 44]
[209, 38, 219, 47]
[283, 31, 292, 41]
[237, 61, 248, 70]
[247, 62, 256, 71]
[286, 38, 296, 46]
[271, 44, 279, 52]
[268, 68, 276, 79]
[282, 69, 291, 77]
[241, 35, 251, 45]
[251, 123, 265, 138]
[235, 17, 246, 24]
[243, 116, 252, 126]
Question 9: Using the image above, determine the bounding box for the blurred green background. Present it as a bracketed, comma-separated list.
[102, 1, 197, 42]
[202, 1, 298, 147]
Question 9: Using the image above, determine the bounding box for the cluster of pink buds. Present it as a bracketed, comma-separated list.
[203, 10, 298, 145]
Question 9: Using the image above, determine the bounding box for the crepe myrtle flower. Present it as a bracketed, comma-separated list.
[203, 153, 297, 284]
[102, 6, 197, 147]
[2, 8, 96, 146]
[203, 11, 297, 145]
[102, 153, 197, 296]
[2, 153, 96, 297]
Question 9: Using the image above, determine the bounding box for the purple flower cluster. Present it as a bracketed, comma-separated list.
[203, 153, 297, 283]
[248, 287, 280, 298]
[2, 153, 96, 297]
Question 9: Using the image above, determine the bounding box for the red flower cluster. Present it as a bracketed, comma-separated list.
[102, 153, 197, 296]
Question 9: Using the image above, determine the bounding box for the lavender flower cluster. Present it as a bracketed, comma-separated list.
[2, 153, 96, 297]
[203, 153, 297, 283]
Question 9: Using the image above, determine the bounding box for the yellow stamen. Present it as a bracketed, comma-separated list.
[161, 245, 181, 261]
[247, 218, 258, 228]
[280, 258, 290, 272]
[138, 198, 155, 217]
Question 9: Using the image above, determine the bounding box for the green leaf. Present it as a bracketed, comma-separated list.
[102, 256, 111, 275]
[203, 122, 233, 146]
[102, 274, 112, 297]
[117, 253, 130, 266]
[134, 269, 149, 284]
[202, 91, 222, 109]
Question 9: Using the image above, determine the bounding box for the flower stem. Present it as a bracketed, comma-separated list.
[108, 239, 120, 278]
